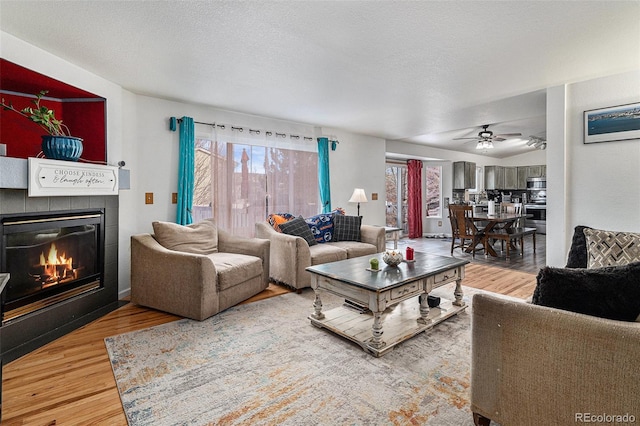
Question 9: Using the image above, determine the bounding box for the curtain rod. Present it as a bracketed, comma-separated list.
[172, 116, 316, 141]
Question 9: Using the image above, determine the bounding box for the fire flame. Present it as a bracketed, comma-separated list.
[39, 243, 73, 278]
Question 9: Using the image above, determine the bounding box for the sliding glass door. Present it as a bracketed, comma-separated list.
[385, 164, 408, 233]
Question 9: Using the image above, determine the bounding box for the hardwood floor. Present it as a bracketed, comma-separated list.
[2, 244, 543, 425]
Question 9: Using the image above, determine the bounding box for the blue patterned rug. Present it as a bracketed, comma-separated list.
[105, 283, 484, 425]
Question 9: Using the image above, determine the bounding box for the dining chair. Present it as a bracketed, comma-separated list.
[511, 202, 537, 252]
[448, 204, 464, 255]
[449, 205, 485, 257]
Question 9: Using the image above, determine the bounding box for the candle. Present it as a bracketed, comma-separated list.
[369, 258, 379, 270]
[406, 247, 414, 261]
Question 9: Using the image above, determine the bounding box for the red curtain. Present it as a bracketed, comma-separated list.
[407, 159, 423, 238]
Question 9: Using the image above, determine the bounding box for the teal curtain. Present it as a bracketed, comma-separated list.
[317, 137, 331, 213]
[177, 116, 195, 225]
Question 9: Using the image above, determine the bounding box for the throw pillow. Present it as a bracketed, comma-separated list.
[333, 214, 362, 242]
[565, 225, 591, 268]
[267, 213, 295, 232]
[532, 262, 640, 322]
[584, 228, 640, 268]
[152, 220, 218, 254]
[279, 216, 318, 246]
[305, 208, 345, 243]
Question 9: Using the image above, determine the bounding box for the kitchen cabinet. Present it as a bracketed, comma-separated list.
[517, 166, 528, 189]
[453, 161, 476, 189]
[528, 165, 544, 177]
[484, 166, 504, 190]
[503, 167, 518, 189]
[485, 164, 546, 190]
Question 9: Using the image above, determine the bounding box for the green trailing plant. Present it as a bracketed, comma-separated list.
[1, 90, 72, 137]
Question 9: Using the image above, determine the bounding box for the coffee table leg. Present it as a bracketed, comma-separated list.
[369, 311, 385, 349]
[453, 278, 465, 307]
[418, 293, 431, 324]
[311, 288, 325, 320]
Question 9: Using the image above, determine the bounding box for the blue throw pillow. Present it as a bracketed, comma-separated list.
[305, 209, 345, 243]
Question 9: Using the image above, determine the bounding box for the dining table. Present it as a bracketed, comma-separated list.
[468, 212, 532, 257]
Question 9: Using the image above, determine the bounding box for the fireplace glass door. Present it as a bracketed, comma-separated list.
[1, 210, 104, 321]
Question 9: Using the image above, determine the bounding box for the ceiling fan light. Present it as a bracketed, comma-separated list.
[476, 140, 493, 150]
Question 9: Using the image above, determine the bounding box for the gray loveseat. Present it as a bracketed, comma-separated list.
[471, 226, 640, 425]
[255, 220, 385, 290]
[131, 219, 270, 321]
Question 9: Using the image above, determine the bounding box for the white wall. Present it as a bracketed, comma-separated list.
[546, 70, 640, 266]
[321, 128, 386, 226]
[545, 85, 567, 267]
[499, 149, 546, 166]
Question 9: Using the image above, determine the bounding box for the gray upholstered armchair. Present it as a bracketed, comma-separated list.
[471, 293, 640, 425]
[471, 225, 640, 425]
[131, 220, 269, 321]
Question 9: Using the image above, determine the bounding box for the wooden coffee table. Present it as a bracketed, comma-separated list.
[307, 252, 468, 357]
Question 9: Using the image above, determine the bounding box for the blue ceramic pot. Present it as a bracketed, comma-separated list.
[41, 136, 83, 161]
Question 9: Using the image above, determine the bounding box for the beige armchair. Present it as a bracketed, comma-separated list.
[471, 293, 640, 426]
[255, 221, 385, 290]
[131, 223, 270, 321]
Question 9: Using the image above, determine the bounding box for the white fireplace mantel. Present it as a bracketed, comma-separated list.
[0, 157, 130, 192]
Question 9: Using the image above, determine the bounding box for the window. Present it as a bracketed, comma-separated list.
[193, 128, 318, 237]
[425, 165, 441, 217]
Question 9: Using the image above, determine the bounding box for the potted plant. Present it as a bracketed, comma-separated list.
[1, 90, 83, 161]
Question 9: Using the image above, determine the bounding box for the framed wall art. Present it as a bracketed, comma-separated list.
[584, 102, 640, 144]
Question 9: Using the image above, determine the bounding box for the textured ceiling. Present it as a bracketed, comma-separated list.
[1, 1, 638, 158]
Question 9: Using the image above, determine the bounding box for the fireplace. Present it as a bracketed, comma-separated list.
[1, 210, 105, 323]
[0, 196, 121, 364]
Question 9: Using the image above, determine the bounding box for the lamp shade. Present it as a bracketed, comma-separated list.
[348, 188, 368, 203]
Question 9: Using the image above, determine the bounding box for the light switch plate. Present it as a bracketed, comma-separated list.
[172, 193, 178, 204]
[145, 192, 154, 204]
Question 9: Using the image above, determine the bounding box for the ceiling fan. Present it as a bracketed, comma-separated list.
[454, 124, 522, 150]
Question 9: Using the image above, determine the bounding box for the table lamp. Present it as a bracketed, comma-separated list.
[348, 188, 368, 216]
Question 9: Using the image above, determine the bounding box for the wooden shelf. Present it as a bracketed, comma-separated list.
[0, 157, 130, 190]
[0, 59, 106, 162]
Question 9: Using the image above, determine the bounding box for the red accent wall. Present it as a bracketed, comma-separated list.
[0, 59, 106, 162]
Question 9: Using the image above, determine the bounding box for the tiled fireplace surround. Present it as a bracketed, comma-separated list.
[0, 188, 122, 362]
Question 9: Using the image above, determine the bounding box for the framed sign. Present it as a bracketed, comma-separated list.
[28, 158, 119, 197]
[584, 102, 640, 144]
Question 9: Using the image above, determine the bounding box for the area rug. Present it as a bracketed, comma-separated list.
[105, 283, 498, 425]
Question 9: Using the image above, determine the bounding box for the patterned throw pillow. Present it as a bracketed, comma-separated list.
[305, 208, 345, 243]
[279, 216, 318, 246]
[584, 228, 640, 268]
[267, 213, 296, 232]
[333, 214, 362, 242]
